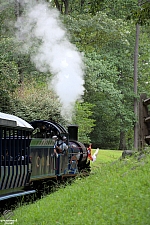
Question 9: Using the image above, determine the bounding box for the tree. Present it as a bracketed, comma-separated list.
[127, 0, 150, 25]
[12, 84, 63, 123]
[64, 11, 136, 149]
[1, 0, 149, 150]
[72, 102, 96, 143]
[53, 0, 69, 14]
[0, 37, 19, 113]
[90, 0, 138, 19]
[70, 0, 149, 149]
[138, 27, 150, 94]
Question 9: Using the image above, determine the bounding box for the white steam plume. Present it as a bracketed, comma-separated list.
[15, 0, 85, 122]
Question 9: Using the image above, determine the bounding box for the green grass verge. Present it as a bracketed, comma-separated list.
[1, 150, 150, 225]
[92, 149, 122, 164]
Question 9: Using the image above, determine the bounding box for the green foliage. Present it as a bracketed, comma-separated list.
[0, 37, 19, 112]
[72, 102, 96, 143]
[64, 12, 130, 53]
[0, 3, 16, 36]
[138, 26, 150, 95]
[12, 84, 63, 123]
[127, 1, 150, 25]
[84, 49, 135, 148]
[0, 0, 150, 150]
[51, 0, 91, 15]
[64, 11, 137, 149]
[90, 0, 138, 19]
[90, 0, 106, 15]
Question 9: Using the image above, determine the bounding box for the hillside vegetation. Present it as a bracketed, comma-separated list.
[2, 150, 150, 225]
[1, 1, 150, 148]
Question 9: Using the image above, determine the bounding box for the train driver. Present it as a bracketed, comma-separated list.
[52, 136, 68, 158]
[59, 136, 68, 154]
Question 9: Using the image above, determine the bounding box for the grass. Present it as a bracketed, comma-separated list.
[92, 149, 122, 163]
[1, 149, 150, 225]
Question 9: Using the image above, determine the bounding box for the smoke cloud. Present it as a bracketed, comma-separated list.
[15, 0, 85, 122]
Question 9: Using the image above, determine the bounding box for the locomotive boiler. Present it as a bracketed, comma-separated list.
[0, 113, 90, 203]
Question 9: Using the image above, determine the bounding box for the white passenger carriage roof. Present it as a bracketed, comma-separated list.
[0, 112, 33, 130]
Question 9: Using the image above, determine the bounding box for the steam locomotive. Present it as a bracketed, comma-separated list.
[0, 112, 90, 203]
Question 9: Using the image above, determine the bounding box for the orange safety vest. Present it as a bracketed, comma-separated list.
[87, 144, 93, 161]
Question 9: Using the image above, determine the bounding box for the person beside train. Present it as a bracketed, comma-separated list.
[60, 136, 68, 152]
[6, 150, 13, 161]
[52, 135, 68, 158]
[1, 150, 13, 164]
[87, 143, 93, 161]
[86, 143, 99, 162]
[15, 149, 31, 164]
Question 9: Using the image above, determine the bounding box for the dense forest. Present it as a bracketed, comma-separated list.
[0, 0, 150, 149]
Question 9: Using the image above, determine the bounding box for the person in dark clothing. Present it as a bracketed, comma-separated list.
[52, 136, 68, 158]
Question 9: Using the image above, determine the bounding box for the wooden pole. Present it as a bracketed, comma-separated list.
[133, 22, 140, 150]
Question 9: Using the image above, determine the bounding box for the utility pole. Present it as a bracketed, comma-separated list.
[133, 22, 140, 150]
[134, 0, 142, 150]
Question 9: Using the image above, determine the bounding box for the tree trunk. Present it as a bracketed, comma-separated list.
[54, 0, 61, 12]
[14, 0, 24, 92]
[119, 130, 127, 150]
[54, 0, 69, 14]
[14, 0, 20, 18]
[62, 0, 68, 14]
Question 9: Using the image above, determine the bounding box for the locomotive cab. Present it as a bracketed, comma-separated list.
[29, 120, 90, 178]
[29, 120, 69, 179]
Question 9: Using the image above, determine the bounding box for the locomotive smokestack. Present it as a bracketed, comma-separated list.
[68, 125, 78, 141]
